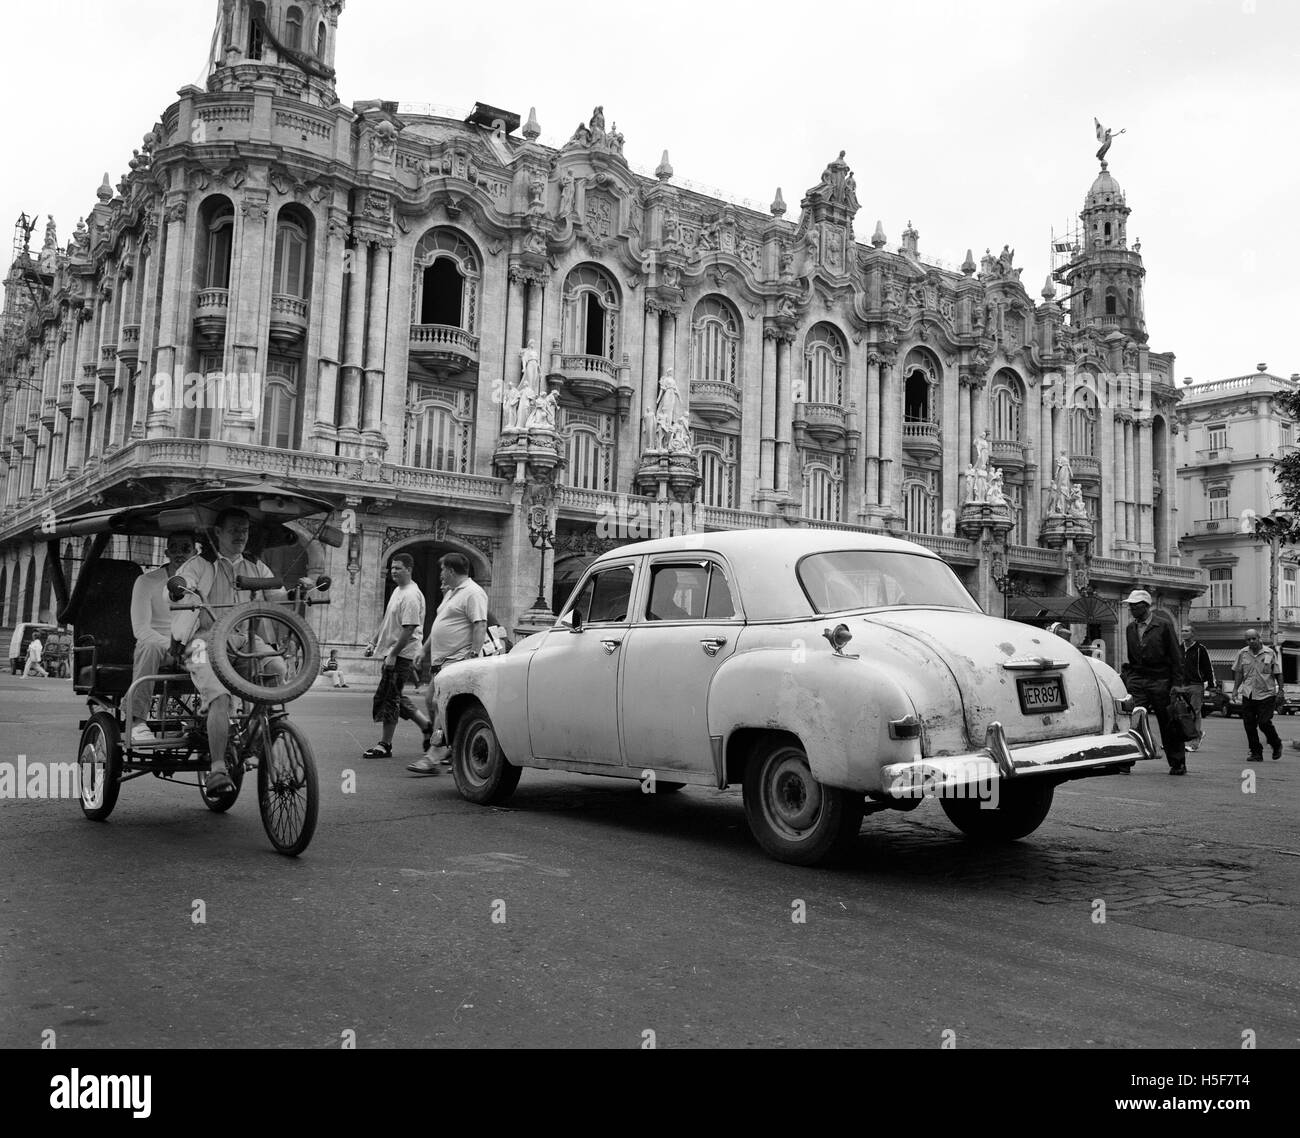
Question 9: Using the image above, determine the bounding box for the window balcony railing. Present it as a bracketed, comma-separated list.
[901, 417, 941, 455]
[689, 379, 741, 427]
[991, 438, 1028, 467]
[98, 343, 118, 379]
[117, 324, 141, 365]
[1070, 454, 1101, 480]
[408, 323, 480, 374]
[1190, 605, 1246, 622]
[556, 353, 629, 407]
[1194, 446, 1233, 464]
[1192, 517, 1239, 536]
[269, 295, 310, 350]
[194, 287, 230, 345]
[793, 401, 848, 448]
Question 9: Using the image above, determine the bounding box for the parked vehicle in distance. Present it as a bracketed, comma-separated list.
[1202, 683, 1237, 718]
[9, 621, 58, 674]
[433, 530, 1157, 866]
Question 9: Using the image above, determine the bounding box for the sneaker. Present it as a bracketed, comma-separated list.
[406, 755, 442, 775]
[1185, 740, 1200, 752]
[362, 742, 393, 759]
[131, 724, 157, 745]
[423, 743, 451, 767]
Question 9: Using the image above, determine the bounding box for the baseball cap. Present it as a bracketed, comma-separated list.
[1123, 589, 1153, 605]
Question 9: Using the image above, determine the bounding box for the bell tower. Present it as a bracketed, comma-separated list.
[1062, 157, 1147, 342]
[209, 1, 345, 103]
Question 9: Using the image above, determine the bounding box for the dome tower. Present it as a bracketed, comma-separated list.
[208, 1, 345, 104]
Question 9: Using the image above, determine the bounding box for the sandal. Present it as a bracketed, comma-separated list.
[362, 742, 392, 759]
[204, 770, 236, 795]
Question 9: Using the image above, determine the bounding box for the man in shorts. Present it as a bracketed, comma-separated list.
[169, 508, 290, 793]
[407, 553, 487, 775]
[362, 552, 433, 759]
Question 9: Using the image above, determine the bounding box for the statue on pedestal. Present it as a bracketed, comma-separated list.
[654, 369, 683, 449]
[668, 416, 693, 454]
[526, 389, 558, 431]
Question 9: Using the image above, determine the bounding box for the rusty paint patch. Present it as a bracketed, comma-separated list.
[997, 642, 1017, 655]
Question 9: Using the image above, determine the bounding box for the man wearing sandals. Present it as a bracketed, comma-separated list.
[407, 553, 487, 775]
[169, 508, 290, 795]
[361, 552, 434, 760]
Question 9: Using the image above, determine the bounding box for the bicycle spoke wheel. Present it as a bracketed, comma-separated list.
[257, 718, 318, 856]
[208, 604, 320, 704]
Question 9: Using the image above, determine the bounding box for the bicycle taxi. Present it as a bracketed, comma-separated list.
[41, 481, 340, 856]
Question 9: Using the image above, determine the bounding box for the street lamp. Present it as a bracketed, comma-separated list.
[527, 504, 553, 612]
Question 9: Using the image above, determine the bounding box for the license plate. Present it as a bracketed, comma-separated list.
[1017, 676, 1067, 714]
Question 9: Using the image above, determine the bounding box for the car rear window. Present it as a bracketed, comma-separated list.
[798, 550, 979, 613]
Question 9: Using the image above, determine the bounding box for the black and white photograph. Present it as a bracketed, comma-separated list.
[0, 0, 1296, 1101]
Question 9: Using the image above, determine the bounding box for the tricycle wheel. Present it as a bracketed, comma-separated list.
[78, 712, 122, 821]
[207, 603, 320, 705]
[742, 738, 864, 866]
[257, 718, 318, 856]
[452, 704, 522, 805]
[940, 780, 1054, 841]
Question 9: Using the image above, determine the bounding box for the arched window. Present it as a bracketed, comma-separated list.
[1105, 289, 1119, 316]
[560, 407, 614, 491]
[272, 219, 309, 298]
[202, 201, 234, 289]
[991, 370, 1024, 440]
[803, 323, 847, 405]
[316, 21, 326, 58]
[903, 469, 939, 535]
[1070, 390, 1097, 456]
[903, 348, 940, 423]
[1127, 287, 1135, 315]
[802, 451, 844, 523]
[406, 383, 475, 473]
[562, 265, 620, 360]
[1104, 221, 1112, 244]
[285, 6, 303, 51]
[695, 429, 738, 509]
[248, 4, 265, 59]
[260, 357, 297, 449]
[690, 297, 740, 386]
[411, 229, 480, 332]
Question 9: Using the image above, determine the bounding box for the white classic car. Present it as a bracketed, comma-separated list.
[434, 530, 1157, 865]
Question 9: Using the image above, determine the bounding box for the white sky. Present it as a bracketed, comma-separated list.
[2, 0, 1297, 384]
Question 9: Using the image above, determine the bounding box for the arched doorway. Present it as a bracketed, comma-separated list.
[377, 539, 493, 641]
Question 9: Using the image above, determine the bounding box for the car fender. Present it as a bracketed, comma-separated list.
[707, 646, 919, 793]
[436, 642, 535, 762]
[1084, 655, 1126, 733]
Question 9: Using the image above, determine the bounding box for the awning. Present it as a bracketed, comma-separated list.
[1006, 594, 1118, 625]
[1208, 649, 1241, 665]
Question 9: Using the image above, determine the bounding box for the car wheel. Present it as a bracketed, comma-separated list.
[940, 780, 1054, 841]
[452, 704, 522, 806]
[78, 712, 122, 821]
[742, 739, 864, 866]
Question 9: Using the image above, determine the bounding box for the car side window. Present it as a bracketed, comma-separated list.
[703, 565, 737, 619]
[586, 566, 635, 623]
[646, 563, 708, 621]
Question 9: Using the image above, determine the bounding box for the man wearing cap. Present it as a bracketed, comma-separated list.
[1121, 589, 1188, 775]
[1179, 624, 1215, 752]
[1233, 629, 1283, 762]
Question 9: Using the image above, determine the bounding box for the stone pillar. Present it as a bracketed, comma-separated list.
[310, 208, 350, 451]
[503, 267, 530, 436]
[361, 240, 391, 446]
[224, 191, 273, 444]
[758, 328, 778, 492]
[957, 379, 972, 506]
[642, 303, 662, 451]
[1038, 387, 1052, 526]
[864, 354, 881, 506]
[338, 239, 369, 452]
[1100, 406, 1116, 554]
[775, 334, 793, 495]
[525, 276, 545, 352]
[1136, 419, 1153, 550]
[1123, 420, 1134, 542]
[149, 193, 190, 437]
[880, 352, 901, 513]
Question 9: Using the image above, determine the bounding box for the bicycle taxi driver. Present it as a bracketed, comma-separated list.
[169, 507, 297, 795]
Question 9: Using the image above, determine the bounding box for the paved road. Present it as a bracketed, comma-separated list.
[2, 675, 1297, 1048]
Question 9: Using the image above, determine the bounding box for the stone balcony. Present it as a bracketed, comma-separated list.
[793, 401, 849, 448]
[992, 438, 1029, 470]
[24, 410, 41, 440]
[902, 417, 941, 457]
[408, 323, 480, 376]
[117, 323, 141, 366]
[689, 380, 741, 426]
[194, 287, 230, 344]
[269, 295, 310, 350]
[40, 399, 57, 428]
[77, 364, 98, 401]
[555, 353, 628, 407]
[98, 344, 118, 380]
[1192, 445, 1233, 466]
[1191, 517, 1240, 536]
[1070, 454, 1101, 482]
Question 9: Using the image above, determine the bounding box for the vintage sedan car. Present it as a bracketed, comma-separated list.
[434, 530, 1157, 865]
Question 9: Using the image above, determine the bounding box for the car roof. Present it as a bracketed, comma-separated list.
[590, 528, 945, 621]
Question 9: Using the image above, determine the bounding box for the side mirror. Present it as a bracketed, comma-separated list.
[315, 575, 332, 592]
[166, 575, 188, 602]
[567, 610, 584, 633]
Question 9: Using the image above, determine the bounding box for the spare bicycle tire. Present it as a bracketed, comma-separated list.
[206, 602, 320, 704]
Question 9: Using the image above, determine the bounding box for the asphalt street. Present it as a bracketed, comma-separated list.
[2, 672, 1297, 1049]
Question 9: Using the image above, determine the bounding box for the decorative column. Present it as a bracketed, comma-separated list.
[957, 377, 972, 507]
[338, 238, 369, 455]
[863, 353, 881, 508]
[149, 192, 190, 437]
[879, 350, 901, 517]
[1136, 418, 1153, 551]
[1099, 403, 1115, 555]
[757, 326, 779, 498]
[775, 332, 794, 497]
[310, 208, 350, 452]
[361, 239, 392, 450]
[224, 190, 272, 444]
[1124, 419, 1135, 542]
[641, 302, 662, 452]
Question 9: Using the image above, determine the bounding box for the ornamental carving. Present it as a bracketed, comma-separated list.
[240, 195, 270, 224]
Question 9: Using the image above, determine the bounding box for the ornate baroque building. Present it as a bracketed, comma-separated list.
[0, 0, 1202, 663]
[1176, 367, 1299, 680]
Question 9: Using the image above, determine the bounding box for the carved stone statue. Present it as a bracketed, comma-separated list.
[974, 427, 991, 472]
[507, 368, 536, 431]
[668, 416, 693, 454]
[997, 245, 1015, 274]
[520, 339, 541, 388]
[558, 173, 575, 219]
[1069, 484, 1088, 518]
[1094, 117, 1125, 163]
[654, 370, 683, 447]
[526, 389, 558, 431]
[987, 466, 1007, 506]
[588, 106, 606, 147]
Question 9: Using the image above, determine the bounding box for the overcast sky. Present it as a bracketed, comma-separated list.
[3, 0, 1297, 385]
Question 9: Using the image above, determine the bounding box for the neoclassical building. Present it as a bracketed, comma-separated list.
[0, 0, 1203, 665]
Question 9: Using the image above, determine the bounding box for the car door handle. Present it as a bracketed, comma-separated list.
[699, 636, 727, 657]
[599, 638, 622, 654]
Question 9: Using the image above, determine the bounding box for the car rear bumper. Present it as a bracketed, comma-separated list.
[879, 710, 1158, 799]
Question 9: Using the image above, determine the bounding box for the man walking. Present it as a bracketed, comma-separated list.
[1121, 589, 1188, 775]
[407, 553, 488, 775]
[362, 552, 433, 759]
[23, 635, 48, 678]
[1179, 624, 1215, 752]
[1233, 629, 1283, 762]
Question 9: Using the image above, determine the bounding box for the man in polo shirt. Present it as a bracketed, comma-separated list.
[1233, 628, 1283, 761]
[361, 552, 433, 759]
[408, 552, 488, 775]
[170, 508, 290, 794]
[1121, 588, 1188, 775]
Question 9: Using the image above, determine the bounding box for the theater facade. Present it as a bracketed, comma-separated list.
[0, 0, 1202, 665]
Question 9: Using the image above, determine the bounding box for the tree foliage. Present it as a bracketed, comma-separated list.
[1262, 385, 1300, 545]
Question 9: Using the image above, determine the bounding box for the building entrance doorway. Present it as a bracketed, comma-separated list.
[376, 541, 492, 643]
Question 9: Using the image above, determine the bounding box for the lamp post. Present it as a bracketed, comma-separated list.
[527, 504, 553, 613]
